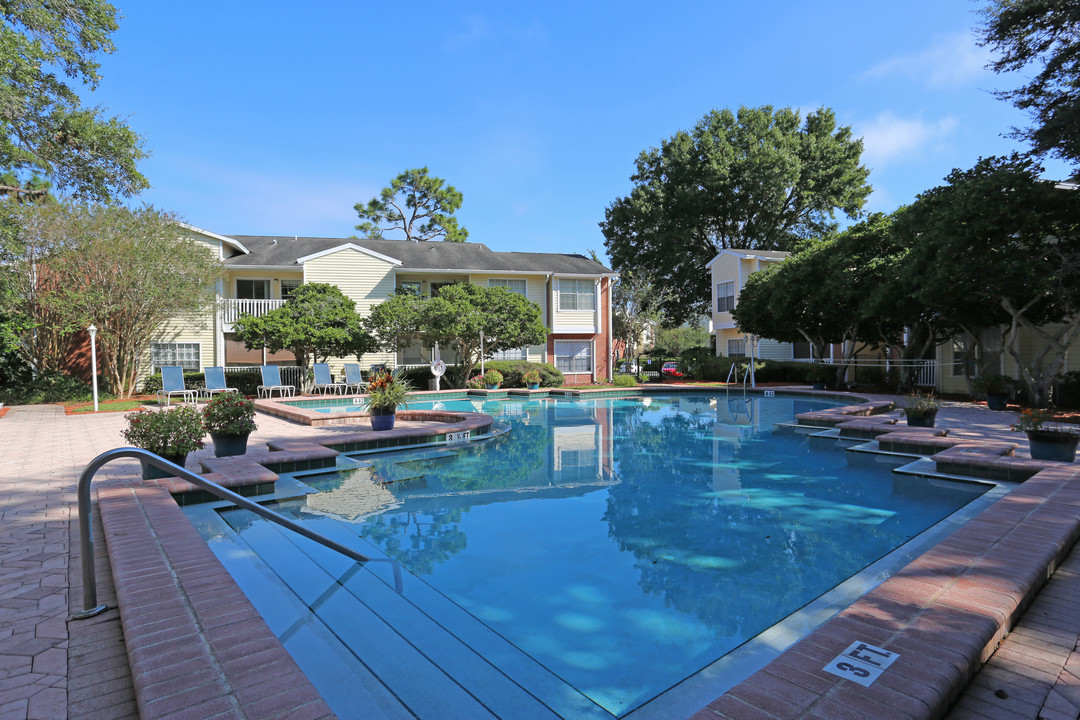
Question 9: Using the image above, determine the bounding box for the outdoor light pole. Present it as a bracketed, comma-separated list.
[88, 325, 99, 412]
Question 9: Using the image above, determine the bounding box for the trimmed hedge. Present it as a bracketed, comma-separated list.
[0, 369, 103, 405]
[484, 361, 564, 388]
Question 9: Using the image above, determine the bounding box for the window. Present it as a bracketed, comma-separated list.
[280, 279, 301, 300]
[793, 341, 813, 360]
[716, 281, 735, 312]
[952, 335, 981, 376]
[491, 346, 527, 361]
[489, 278, 527, 296]
[727, 339, 746, 357]
[398, 282, 422, 296]
[555, 341, 593, 373]
[152, 342, 200, 372]
[558, 279, 595, 311]
[236, 279, 269, 299]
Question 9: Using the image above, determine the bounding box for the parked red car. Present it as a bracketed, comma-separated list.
[661, 362, 684, 378]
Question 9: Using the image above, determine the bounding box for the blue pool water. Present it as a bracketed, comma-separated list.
[196, 394, 990, 718]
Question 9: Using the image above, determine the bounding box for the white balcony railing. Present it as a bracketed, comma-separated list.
[221, 298, 286, 325]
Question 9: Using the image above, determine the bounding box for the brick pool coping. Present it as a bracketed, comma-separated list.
[90, 391, 1080, 719]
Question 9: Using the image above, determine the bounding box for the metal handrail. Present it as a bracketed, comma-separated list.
[72, 447, 374, 619]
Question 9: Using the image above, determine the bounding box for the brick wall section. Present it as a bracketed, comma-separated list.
[97, 484, 336, 720]
[690, 462, 1080, 720]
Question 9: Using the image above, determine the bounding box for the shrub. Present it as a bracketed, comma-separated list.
[202, 391, 258, 435]
[0, 367, 106, 405]
[143, 369, 262, 397]
[612, 373, 637, 387]
[466, 374, 485, 389]
[1057, 371, 1080, 409]
[485, 361, 564, 388]
[122, 405, 205, 456]
[523, 370, 541, 385]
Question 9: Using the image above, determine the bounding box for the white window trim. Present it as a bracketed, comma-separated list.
[557, 278, 597, 311]
[727, 338, 746, 357]
[716, 281, 735, 313]
[554, 340, 593, 374]
[235, 278, 271, 300]
[488, 278, 528, 296]
[151, 341, 202, 372]
[280, 279, 301, 300]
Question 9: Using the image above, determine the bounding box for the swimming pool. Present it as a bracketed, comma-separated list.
[190, 394, 994, 719]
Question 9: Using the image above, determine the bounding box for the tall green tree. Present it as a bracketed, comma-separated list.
[601, 105, 871, 324]
[980, 0, 1080, 165]
[366, 283, 547, 387]
[15, 203, 223, 397]
[1, 0, 147, 201]
[355, 167, 468, 242]
[896, 154, 1080, 406]
[232, 283, 376, 387]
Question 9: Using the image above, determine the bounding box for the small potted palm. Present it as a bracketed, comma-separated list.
[203, 391, 258, 457]
[123, 405, 205, 479]
[523, 369, 541, 390]
[901, 392, 941, 428]
[483, 368, 504, 389]
[364, 369, 411, 431]
[971, 374, 1013, 411]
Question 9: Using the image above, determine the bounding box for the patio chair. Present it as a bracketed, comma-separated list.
[201, 366, 238, 400]
[158, 366, 197, 406]
[343, 363, 367, 394]
[257, 365, 295, 399]
[312, 363, 346, 395]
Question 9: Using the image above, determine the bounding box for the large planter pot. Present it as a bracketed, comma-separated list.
[527, 383, 540, 390]
[486, 384, 500, 390]
[369, 408, 396, 431]
[986, 394, 1009, 411]
[812, 382, 826, 391]
[210, 432, 250, 458]
[139, 453, 187, 480]
[906, 411, 938, 428]
[1027, 431, 1079, 462]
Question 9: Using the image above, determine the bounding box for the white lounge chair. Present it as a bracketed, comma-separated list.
[343, 363, 367, 394]
[257, 365, 295, 399]
[312, 363, 346, 395]
[201, 366, 238, 400]
[158, 366, 197, 406]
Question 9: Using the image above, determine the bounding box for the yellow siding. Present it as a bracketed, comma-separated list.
[304, 247, 398, 368]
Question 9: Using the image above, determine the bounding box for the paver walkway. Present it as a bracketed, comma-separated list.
[0, 393, 1076, 719]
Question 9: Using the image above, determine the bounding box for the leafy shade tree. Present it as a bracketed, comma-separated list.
[733, 218, 894, 387]
[896, 154, 1080, 406]
[17, 203, 223, 397]
[653, 325, 711, 357]
[980, 0, 1080, 165]
[366, 283, 547, 387]
[355, 167, 467, 242]
[0, 1, 147, 201]
[232, 283, 376, 387]
[601, 106, 871, 324]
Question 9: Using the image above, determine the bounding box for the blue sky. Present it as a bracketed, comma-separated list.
[96, 1, 1069, 260]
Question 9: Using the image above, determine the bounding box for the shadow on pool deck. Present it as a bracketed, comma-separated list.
[1, 390, 1079, 720]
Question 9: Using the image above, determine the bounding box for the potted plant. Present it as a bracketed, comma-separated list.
[807, 364, 832, 391]
[523, 369, 541, 390]
[483, 368, 503, 389]
[364, 369, 411, 431]
[203, 391, 258, 457]
[122, 405, 205, 479]
[971, 374, 1013, 411]
[1012, 408, 1080, 462]
[901, 392, 941, 428]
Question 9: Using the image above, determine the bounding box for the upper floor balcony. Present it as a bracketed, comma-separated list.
[221, 298, 286, 328]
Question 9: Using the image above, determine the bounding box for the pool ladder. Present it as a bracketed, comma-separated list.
[72, 447, 376, 619]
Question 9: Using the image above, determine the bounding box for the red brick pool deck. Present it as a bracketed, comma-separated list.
[2, 390, 1079, 719]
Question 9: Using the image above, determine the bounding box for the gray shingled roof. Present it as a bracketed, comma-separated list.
[224, 235, 613, 275]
